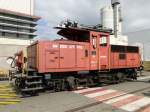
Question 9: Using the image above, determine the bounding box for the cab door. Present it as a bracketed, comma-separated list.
[76, 45, 86, 68]
[99, 34, 110, 70]
[90, 32, 99, 70]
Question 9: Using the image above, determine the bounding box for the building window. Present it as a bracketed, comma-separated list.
[4, 26, 17, 31]
[0, 19, 3, 23]
[5, 33, 17, 38]
[18, 29, 30, 33]
[0, 12, 37, 39]
[18, 34, 30, 38]
[0, 32, 2, 36]
[4, 20, 18, 25]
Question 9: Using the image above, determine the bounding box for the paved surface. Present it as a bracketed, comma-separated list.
[0, 72, 150, 112]
[72, 84, 150, 112]
[0, 91, 127, 112]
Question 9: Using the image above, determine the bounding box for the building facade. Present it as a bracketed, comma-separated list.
[0, 0, 34, 15]
[0, 0, 40, 69]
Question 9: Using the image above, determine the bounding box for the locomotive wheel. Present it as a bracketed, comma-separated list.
[87, 76, 95, 87]
[111, 73, 124, 84]
[132, 71, 137, 80]
[54, 80, 62, 92]
[15, 78, 26, 93]
[15, 78, 25, 89]
[111, 74, 117, 84]
[15, 78, 21, 88]
[66, 76, 77, 90]
[52, 79, 67, 92]
[116, 72, 125, 82]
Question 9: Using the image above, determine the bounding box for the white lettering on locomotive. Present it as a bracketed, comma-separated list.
[52, 44, 58, 48]
[77, 45, 83, 49]
[69, 45, 75, 48]
[60, 45, 67, 48]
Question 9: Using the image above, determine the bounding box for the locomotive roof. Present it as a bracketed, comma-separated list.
[55, 26, 110, 38]
[56, 27, 89, 36]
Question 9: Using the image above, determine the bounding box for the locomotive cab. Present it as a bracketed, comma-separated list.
[56, 27, 111, 71]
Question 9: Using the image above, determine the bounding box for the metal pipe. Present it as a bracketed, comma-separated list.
[111, 0, 121, 38]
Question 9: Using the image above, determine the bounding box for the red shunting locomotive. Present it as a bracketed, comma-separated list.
[11, 0, 141, 95]
[13, 27, 141, 95]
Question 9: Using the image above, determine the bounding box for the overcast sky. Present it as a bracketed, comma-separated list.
[35, 0, 150, 41]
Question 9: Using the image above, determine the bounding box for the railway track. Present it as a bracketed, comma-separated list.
[66, 83, 150, 112]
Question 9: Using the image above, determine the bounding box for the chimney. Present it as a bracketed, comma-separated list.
[111, 0, 122, 38]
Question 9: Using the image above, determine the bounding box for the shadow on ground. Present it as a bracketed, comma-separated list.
[143, 91, 150, 97]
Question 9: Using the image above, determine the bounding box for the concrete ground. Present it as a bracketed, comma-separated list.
[0, 91, 127, 112]
[0, 71, 150, 112]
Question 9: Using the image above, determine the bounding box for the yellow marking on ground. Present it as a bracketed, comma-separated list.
[0, 101, 19, 105]
[0, 85, 11, 88]
[0, 83, 21, 105]
[0, 92, 15, 94]
[5, 99, 20, 102]
[0, 85, 10, 87]
[0, 96, 18, 99]
[0, 94, 17, 97]
[0, 89, 14, 91]
[0, 87, 12, 89]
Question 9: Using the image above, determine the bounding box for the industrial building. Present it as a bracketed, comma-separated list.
[0, 0, 40, 69]
[125, 29, 150, 61]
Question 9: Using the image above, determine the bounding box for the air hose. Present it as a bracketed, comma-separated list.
[6, 56, 16, 68]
